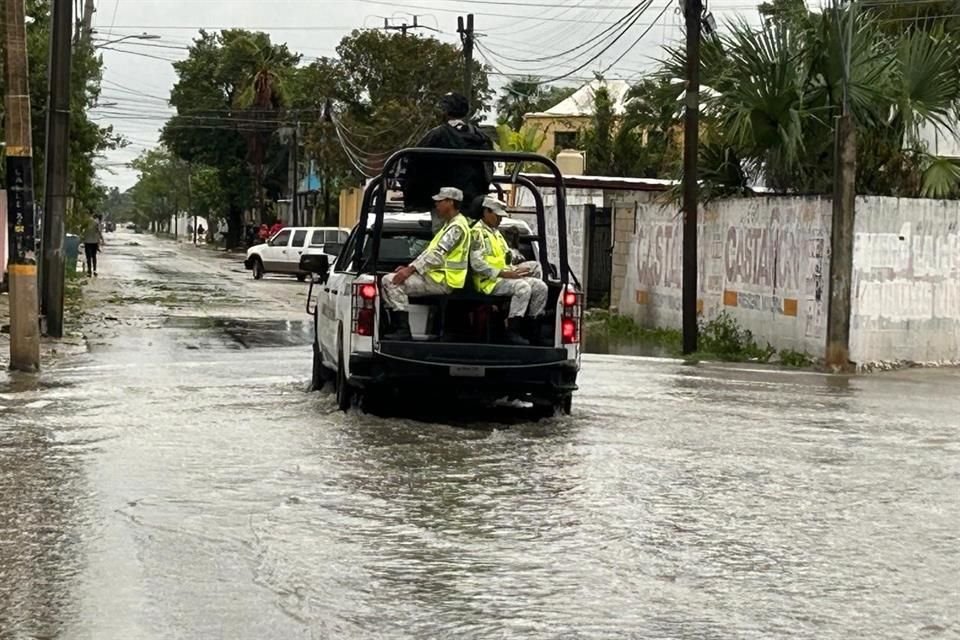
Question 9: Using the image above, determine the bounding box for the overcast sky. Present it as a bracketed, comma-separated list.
[91, 0, 769, 191]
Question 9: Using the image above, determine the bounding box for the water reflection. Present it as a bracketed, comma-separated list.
[0, 414, 87, 638]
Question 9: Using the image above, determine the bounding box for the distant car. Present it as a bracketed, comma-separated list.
[126, 223, 137, 230]
[244, 226, 349, 281]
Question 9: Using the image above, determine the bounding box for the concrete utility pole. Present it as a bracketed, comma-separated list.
[681, 0, 703, 355]
[457, 14, 475, 110]
[826, 0, 858, 370]
[41, 0, 74, 339]
[4, 0, 41, 371]
[383, 15, 435, 37]
[292, 122, 299, 227]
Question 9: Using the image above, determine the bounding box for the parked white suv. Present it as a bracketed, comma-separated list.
[245, 226, 348, 281]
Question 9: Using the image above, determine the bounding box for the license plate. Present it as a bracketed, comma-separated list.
[450, 365, 485, 378]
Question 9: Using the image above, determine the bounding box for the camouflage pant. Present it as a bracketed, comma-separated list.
[381, 272, 451, 311]
[491, 261, 549, 318]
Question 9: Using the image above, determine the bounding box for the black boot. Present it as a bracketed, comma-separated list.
[505, 318, 530, 345]
[383, 311, 412, 340]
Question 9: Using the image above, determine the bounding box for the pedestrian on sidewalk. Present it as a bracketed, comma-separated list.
[83, 214, 105, 277]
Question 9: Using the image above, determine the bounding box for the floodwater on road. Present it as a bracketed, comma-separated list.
[1, 232, 958, 639]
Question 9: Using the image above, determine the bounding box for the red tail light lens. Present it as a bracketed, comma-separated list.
[561, 288, 582, 345]
[356, 308, 375, 336]
[352, 282, 377, 336]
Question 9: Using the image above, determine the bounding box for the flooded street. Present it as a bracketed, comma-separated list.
[2, 232, 958, 639]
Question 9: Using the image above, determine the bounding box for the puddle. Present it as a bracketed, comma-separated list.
[583, 333, 677, 358]
[163, 316, 313, 349]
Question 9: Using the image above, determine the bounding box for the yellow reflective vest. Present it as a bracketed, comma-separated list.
[425, 213, 470, 289]
[471, 223, 510, 294]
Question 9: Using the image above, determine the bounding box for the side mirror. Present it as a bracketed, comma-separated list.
[300, 253, 330, 279]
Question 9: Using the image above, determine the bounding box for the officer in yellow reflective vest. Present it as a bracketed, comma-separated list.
[382, 187, 471, 340]
[469, 195, 549, 345]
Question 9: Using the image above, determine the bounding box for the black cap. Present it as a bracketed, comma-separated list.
[440, 92, 469, 118]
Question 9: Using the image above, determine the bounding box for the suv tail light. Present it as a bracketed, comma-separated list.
[352, 282, 377, 336]
[561, 288, 582, 344]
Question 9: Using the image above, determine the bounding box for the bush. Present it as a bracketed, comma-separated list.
[698, 312, 775, 362]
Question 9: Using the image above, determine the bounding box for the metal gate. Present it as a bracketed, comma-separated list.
[586, 207, 612, 308]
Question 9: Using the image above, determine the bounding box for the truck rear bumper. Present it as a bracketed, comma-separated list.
[348, 341, 578, 400]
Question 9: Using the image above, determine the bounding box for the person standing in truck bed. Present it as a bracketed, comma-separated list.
[401, 92, 494, 220]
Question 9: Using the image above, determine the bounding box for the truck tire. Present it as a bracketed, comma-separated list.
[252, 258, 265, 280]
[334, 329, 352, 411]
[310, 340, 330, 391]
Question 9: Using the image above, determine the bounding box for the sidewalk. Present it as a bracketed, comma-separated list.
[0, 278, 88, 373]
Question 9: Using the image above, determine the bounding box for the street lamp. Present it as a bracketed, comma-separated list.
[92, 32, 161, 48]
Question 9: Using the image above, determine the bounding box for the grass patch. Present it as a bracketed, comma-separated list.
[584, 310, 683, 352]
[695, 311, 776, 362]
[586, 310, 815, 367]
[778, 348, 815, 368]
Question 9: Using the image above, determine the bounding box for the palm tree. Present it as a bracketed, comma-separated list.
[653, 5, 960, 198]
[232, 35, 297, 223]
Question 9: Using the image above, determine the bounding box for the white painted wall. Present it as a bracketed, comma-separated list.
[514, 185, 602, 287]
[850, 196, 960, 364]
[617, 197, 833, 356]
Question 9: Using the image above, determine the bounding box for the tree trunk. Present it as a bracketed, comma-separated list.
[226, 204, 243, 250]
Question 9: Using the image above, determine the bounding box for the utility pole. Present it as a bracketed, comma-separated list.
[41, 0, 74, 339]
[77, 0, 95, 41]
[189, 165, 196, 245]
[4, 0, 41, 371]
[681, 0, 703, 355]
[292, 122, 300, 227]
[826, 0, 857, 370]
[321, 99, 334, 227]
[458, 14, 475, 110]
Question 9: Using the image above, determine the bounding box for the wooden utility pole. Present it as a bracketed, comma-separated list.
[41, 0, 74, 339]
[825, 0, 858, 370]
[681, 0, 703, 355]
[4, 0, 41, 371]
[458, 14, 475, 110]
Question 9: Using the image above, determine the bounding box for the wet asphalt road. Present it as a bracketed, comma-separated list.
[1, 231, 959, 639]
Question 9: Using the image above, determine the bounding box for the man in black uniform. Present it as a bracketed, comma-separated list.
[402, 92, 494, 219]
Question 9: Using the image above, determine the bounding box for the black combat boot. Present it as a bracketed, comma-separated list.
[383, 311, 412, 340]
[505, 318, 530, 345]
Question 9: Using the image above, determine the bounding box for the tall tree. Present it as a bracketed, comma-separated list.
[655, 7, 960, 198]
[163, 30, 297, 246]
[0, 0, 122, 231]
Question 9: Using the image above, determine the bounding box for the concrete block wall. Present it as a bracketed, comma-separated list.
[850, 196, 960, 364]
[615, 196, 833, 357]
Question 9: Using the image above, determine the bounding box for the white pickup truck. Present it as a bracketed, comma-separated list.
[301, 149, 583, 415]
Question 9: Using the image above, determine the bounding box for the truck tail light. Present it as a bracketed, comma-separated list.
[352, 282, 377, 336]
[561, 288, 582, 344]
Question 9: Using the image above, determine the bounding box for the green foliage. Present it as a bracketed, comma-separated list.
[162, 29, 299, 239]
[577, 79, 674, 179]
[697, 312, 776, 362]
[778, 349, 815, 368]
[654, 5, 960, 198]
[496, 78, 577, 130]
[0, 0, 121, 231]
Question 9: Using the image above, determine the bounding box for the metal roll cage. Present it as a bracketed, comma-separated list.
[350, 148, 571, 284]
